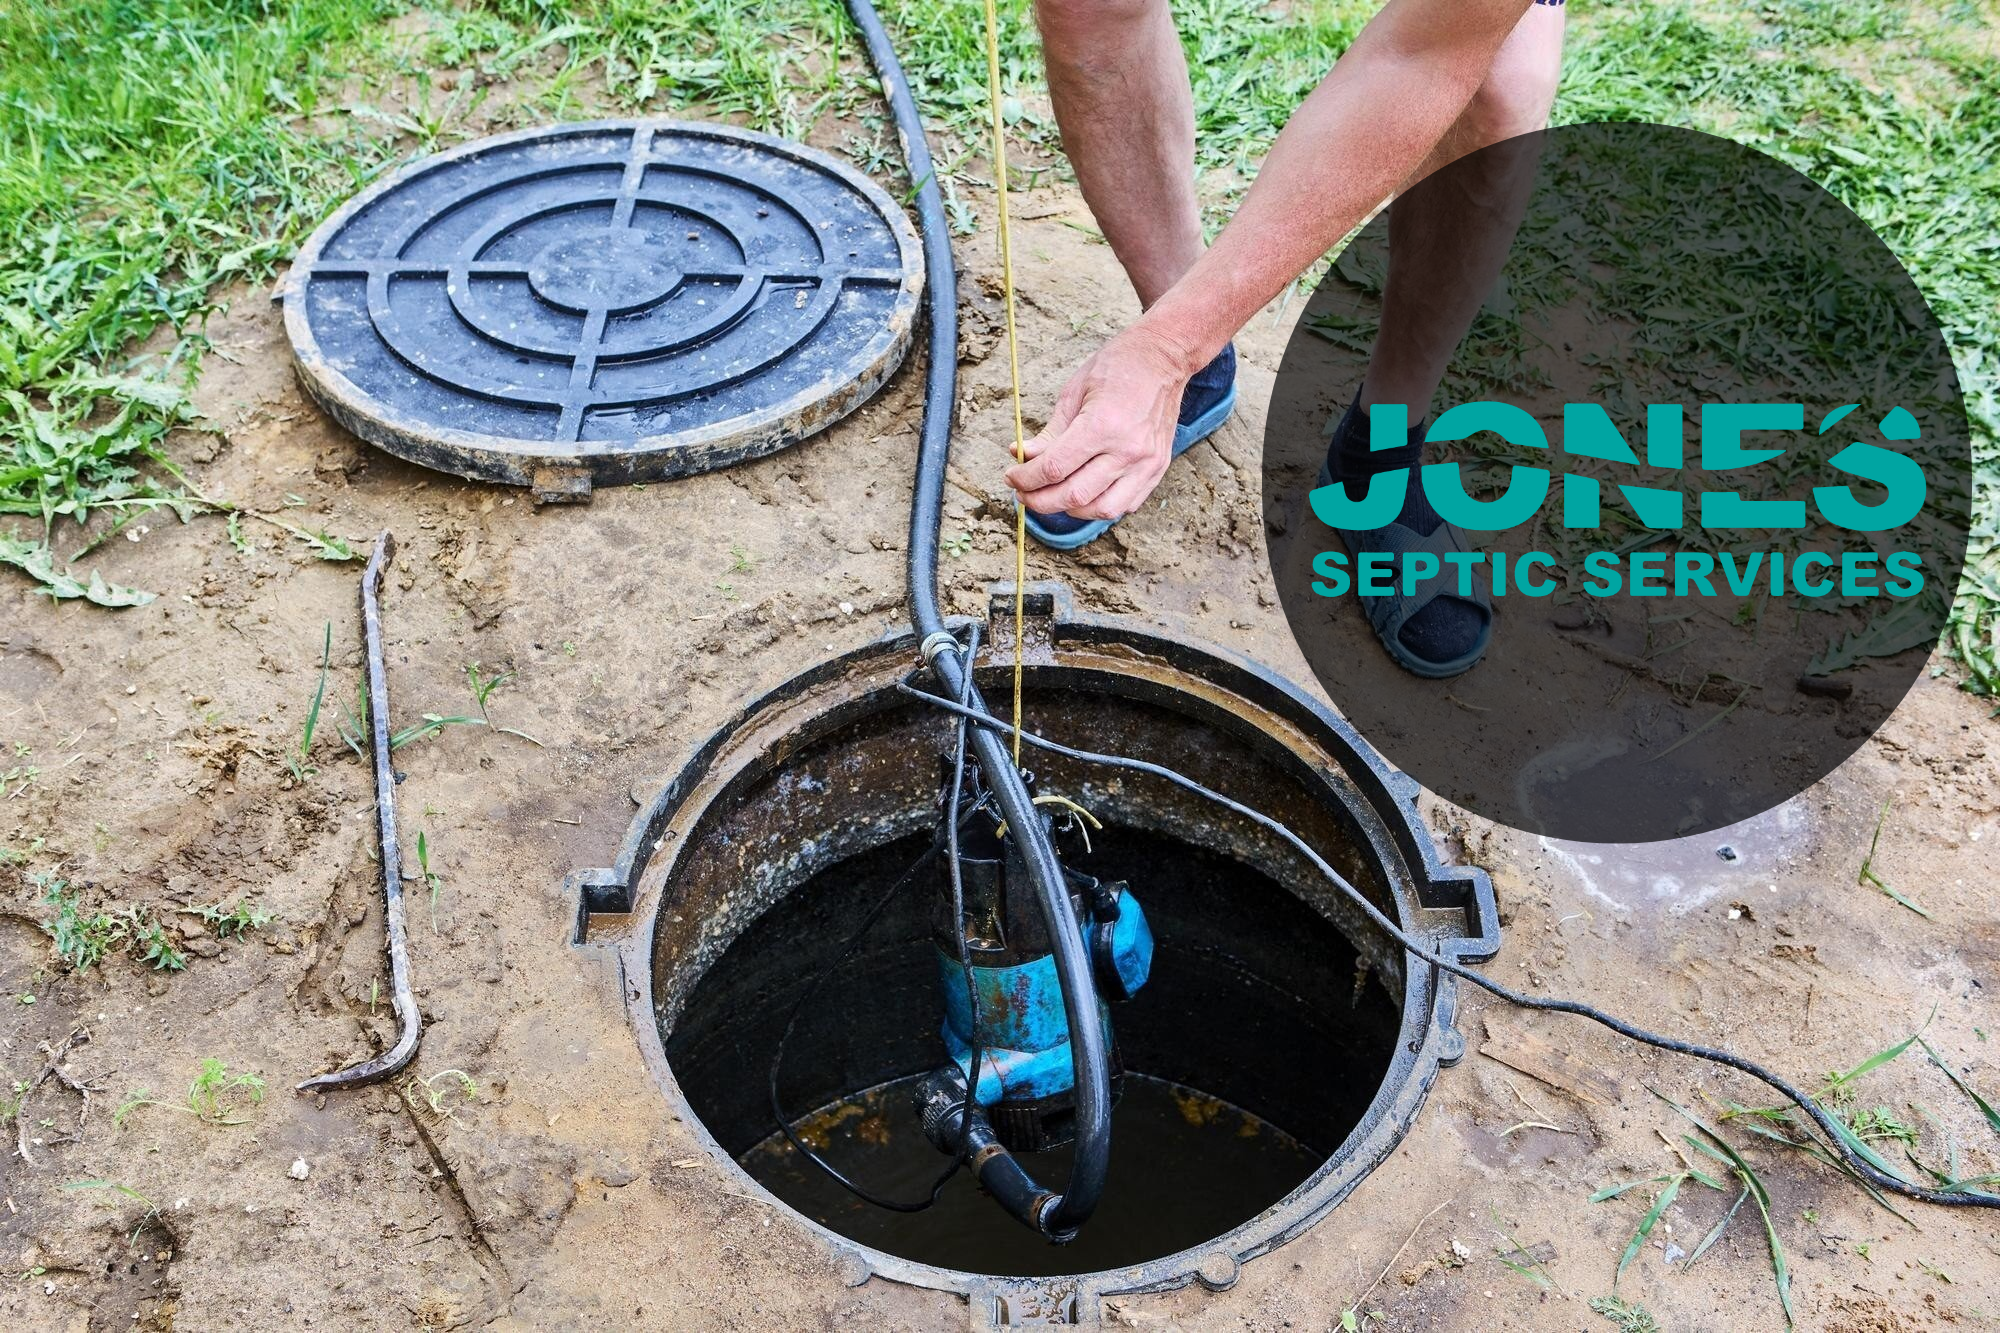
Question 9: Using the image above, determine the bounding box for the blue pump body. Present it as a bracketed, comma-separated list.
[936, 889, 1153, 1108]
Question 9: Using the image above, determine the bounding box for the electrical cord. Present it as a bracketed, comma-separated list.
[767, 630, 993, 1213]
[843, 0, 1114, 1236]
[893, 679, 2000, 1212]
[945, 628, 989, 1166]
[767, 834, 965, 1213]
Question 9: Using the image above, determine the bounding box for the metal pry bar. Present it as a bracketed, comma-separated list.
[298, 532, 423, 1093]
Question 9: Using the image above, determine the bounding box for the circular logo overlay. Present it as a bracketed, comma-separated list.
[1262, 123, 1970, 843]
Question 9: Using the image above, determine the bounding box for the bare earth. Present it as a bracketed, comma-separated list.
[2, 148, 1997, 1332]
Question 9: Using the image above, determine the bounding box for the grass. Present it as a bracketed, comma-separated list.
[0, 0, 396, 602]
[1598, 1019, 2000, 1321]
[1652, 1090, 1796, 1326]
[416, 828, 443, 929]
[64, 1179, 163, 1241]
[0, 0, 1993, 688]
[289, 621, 334, 782]
[1859, 799, 1931, 916]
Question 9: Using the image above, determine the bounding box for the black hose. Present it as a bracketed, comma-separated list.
[896, 682, 2000, 1213]
[841, 0, 1111, 1238]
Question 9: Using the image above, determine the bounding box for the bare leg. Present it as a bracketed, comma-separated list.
[1324, 4, 1565, 673]
[1034, 0, 1202, 308]
[1360, 3, 1567, 417]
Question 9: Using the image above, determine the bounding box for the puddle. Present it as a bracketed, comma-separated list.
[741, 1073, 1321, 1277]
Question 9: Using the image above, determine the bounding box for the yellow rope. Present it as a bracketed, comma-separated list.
[980, 0, 1028, 763]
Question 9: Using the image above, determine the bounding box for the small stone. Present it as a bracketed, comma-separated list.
[289, 1158, 310, 1181]
[1796, 674, 1853, 700]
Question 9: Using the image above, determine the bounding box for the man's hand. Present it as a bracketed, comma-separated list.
[1003, 327, 1196, 521]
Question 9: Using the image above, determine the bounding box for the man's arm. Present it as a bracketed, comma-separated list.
[1006, 0, 1535, 520]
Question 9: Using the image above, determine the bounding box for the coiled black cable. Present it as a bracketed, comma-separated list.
[895, 680, 2000, 1213]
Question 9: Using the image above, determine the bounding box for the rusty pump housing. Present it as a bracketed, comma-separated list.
[917, 762, 1155, 1184]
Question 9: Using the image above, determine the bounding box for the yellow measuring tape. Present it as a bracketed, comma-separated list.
[981, 0, 1029, 763]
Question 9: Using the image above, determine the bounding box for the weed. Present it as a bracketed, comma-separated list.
[727, 542, 754, 573]
[131, 910, 186, 972]
[37, 874, 124, 971]
[1589, 1295, 1661, 1333]
[405, 1068, 477, 1120]
[116, 1058, 265, 1128]
[1850, 1105, 1921, 1147]
[181, 899, 276, 939]
[189, 1058, 264, 1120]
[37, 877, 193, 973]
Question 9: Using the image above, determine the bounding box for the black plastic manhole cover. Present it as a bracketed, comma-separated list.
[282, 119, 922, 490]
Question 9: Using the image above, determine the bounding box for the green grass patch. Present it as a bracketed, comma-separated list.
[0, 0, 397, 601]
[2, 0, 1994, 687]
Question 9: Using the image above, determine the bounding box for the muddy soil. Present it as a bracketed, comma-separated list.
[3, 113, 1998, 1331]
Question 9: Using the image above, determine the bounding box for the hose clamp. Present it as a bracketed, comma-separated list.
[918, 630, 961, 665]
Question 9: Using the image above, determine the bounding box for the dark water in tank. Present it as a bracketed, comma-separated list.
[663, 826, 1402, 1276]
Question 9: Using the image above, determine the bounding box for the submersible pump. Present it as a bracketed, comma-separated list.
[910, 766, 1154, 1238]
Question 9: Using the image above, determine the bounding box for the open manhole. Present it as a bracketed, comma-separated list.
[282, 119, 921, 496]
[573, 589, 1496, 1313]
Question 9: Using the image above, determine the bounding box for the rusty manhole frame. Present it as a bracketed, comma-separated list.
[570, 588, 1498, 1323]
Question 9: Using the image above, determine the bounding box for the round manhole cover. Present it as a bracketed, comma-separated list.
[282, 119, 922, 487]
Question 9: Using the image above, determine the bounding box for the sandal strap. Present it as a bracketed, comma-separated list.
[1340, 521, 1493, 643]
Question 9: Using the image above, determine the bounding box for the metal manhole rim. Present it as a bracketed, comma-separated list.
[572, 596, 1496, 1310]
[281, 116, 924, 485]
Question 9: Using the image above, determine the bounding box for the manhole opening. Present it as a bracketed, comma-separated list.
[625, 637, 1479, 1284]
[671, 824, 1400, 1277]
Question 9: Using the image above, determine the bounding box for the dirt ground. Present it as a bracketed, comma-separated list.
[3, 126, 1998, 1330]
